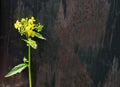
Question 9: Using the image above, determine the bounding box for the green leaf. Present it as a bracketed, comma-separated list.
[24, 38, 37, 49]
[5, 63, 28, 77]
[34, 32, 46, 40]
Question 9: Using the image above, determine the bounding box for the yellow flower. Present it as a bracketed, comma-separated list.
[31, 16, 35, 21]
[31, 24, 35, 29]
[28, 19, 33, 24]
[28, 17, 35, 24]
[29, 23, 35, 29]
[26, 26, 31, 31]
[31, 31, 35, 37]
[21, 18, 25, 22]
[14, 20, 22, 29]
[26, 27, 35, 37]
[28, 30, 35, 37]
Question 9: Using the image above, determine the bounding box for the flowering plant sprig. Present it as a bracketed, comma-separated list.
[5, 16, 46, 87]
[14, 16, 46, 49]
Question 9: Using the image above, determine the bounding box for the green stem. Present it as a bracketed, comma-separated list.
[28, 45, 32, 87]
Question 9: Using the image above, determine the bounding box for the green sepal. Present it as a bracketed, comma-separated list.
[5, 63, 28, 77]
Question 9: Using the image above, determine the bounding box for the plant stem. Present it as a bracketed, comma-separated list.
[28, 45, 32, 87]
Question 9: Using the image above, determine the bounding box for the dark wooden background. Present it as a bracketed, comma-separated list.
[0, 0, 120, 87]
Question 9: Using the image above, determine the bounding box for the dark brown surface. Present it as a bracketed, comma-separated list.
[0, 0, 120, 87]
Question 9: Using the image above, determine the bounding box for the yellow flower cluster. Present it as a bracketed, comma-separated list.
[14, 17, 36, 37]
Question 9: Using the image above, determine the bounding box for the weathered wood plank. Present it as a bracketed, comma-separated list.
[0, 0, 120, 87]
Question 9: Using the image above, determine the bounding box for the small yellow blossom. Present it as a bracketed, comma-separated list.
[28, 23, 35, 30]
[31, 31, 35, 37]
[26, 29, 35, 37]
[31, 16, 35, 21]
[26, 26, 31, 31]
[14, 20, 22, 29]
[28, 17, 35, 24]
[21, 18, 26, 22]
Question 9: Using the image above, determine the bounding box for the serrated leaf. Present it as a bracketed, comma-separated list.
[5, 63, 28, 77]
[34, 32, 46, 40]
